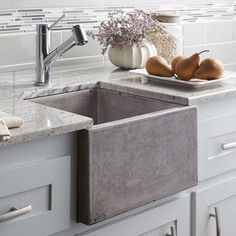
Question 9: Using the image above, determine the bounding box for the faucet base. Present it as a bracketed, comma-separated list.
[34, 81, 51, 86]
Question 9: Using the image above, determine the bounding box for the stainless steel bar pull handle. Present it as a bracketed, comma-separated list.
[222, 141, 236, 150]
[210, 207, 221, 236]
[0, 205, 32, 222]
[166, 225, 177, 236]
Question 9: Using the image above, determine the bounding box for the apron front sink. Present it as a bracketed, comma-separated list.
[32, 87, 197, 225]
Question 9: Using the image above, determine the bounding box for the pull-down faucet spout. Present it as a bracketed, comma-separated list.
[35, 15, 88, 86]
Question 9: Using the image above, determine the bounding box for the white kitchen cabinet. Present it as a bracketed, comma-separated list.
[192, 173, 236, 236]
[198, 111, 236, 181]
[0, 133, 77, 236]
[82, 195, 190, 236]
[197, 96, 236, 181]
[0, 156, 70, 236]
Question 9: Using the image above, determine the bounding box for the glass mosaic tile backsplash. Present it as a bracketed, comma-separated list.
[0, 3, 234, 34]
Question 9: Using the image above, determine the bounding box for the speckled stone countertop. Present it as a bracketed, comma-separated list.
[1, 62, 236, 147]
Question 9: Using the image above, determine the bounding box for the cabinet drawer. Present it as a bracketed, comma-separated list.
[0, 156, 70, 236]
[192, 173, 236, 236]
[199, 111, 236, 180]
[85, 195, 190, 236]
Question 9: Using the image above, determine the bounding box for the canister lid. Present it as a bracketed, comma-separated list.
[153, 14, 180, 23]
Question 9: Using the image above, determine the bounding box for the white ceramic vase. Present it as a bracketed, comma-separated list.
[108, 41, 157, 69]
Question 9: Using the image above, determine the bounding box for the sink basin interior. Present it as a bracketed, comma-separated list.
[31, 88, 181, 125]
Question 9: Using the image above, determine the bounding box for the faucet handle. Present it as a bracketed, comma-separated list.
[49, 13, 65, 30]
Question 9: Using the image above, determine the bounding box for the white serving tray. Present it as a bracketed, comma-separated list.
[130, 68, 232, 88]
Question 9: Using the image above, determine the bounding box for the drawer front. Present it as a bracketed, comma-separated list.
[84, 196, 190, 236]
[78, 106, 197, 224]
[192, 173, 236, 236]
[198, 111, 236, 180]
[0, 156, 70, 236]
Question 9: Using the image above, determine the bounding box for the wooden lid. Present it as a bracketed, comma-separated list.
[153, 14, 180, 23]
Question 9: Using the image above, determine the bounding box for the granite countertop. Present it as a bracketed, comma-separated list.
[1, 62, 236, 147]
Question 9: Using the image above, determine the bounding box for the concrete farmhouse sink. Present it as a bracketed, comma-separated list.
[32, 87, 197, 224]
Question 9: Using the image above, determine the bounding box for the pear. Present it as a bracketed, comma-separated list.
[171, 55, 186, 71]
[146, 56, 174, 77]
[194, 58, 224, 80]
[175, 50, 209, 81]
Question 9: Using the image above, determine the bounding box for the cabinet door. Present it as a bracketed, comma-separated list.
[84, 195, 190, 236]
[192, 175, 236, 236]
[0, 156, 70, 236]
[197, 97, 236, 181]
[198, 112, 236, 181]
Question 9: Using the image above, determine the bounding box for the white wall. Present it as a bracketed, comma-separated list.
[0, 0, 235, 71]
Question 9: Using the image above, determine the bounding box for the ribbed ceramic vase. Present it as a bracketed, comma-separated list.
[108, 41, 157, 69]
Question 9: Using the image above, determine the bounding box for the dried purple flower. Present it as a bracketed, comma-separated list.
[88, 10, 165, 55]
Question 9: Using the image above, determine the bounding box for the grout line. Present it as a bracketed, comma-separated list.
[224, 62, 236, 66]
[184, 40, 236, 48]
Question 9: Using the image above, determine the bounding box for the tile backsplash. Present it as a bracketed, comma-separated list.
[0, 1, 236, 71]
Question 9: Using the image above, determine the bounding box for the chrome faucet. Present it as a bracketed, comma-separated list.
[35, 14, 88, 86]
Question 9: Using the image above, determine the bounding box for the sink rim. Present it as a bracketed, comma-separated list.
[29, 86, 186, 129]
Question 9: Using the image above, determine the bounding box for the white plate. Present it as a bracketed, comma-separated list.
[129, 68, 232, 88]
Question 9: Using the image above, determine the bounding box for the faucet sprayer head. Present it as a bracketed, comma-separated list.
[72, 25, 88, 46]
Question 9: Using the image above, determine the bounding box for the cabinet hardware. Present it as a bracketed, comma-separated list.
[210, 207, 221, 236]
[166, 225, 176, 236]
[0, 205, 32, 222]
[222, 141, 236, 150]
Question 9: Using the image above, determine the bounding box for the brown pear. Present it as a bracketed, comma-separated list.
[175, 50, 209, 81]
[175, 53, 200, 81]
[171, 55, 186, 71]
[146, 56, 174, 77]
[194, 58, 224, 80]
